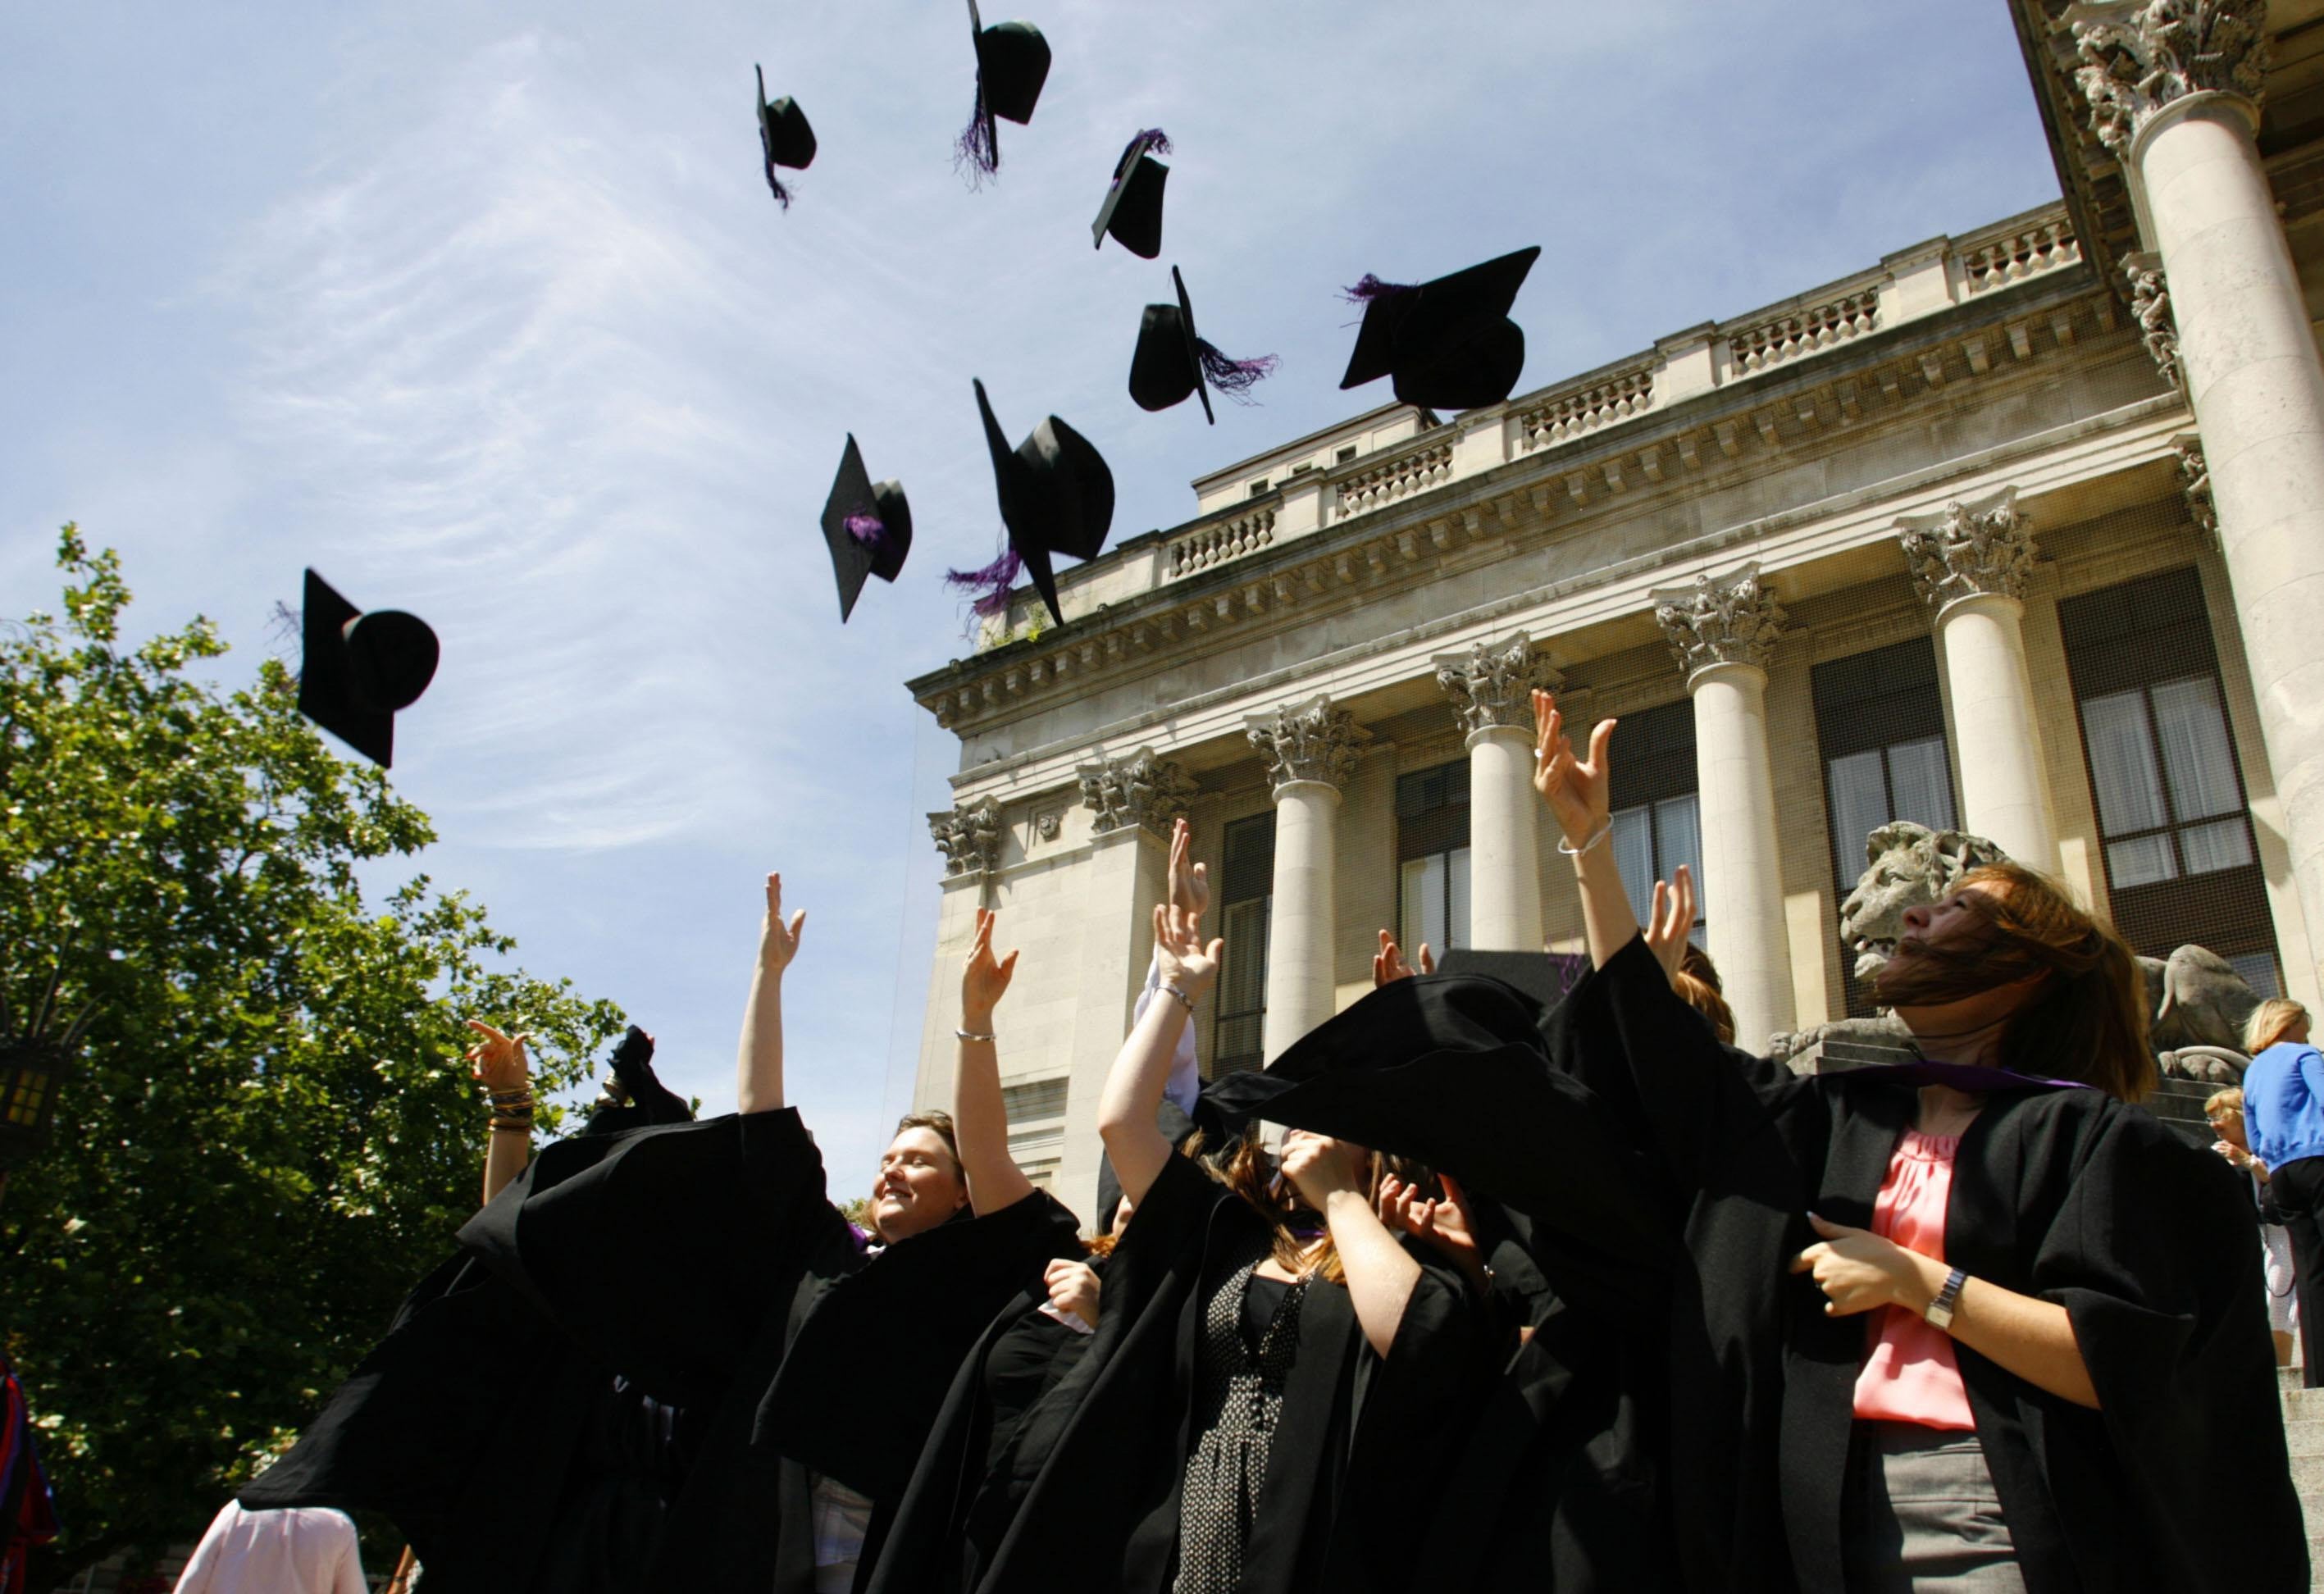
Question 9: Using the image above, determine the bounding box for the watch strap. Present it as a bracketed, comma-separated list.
[1924, 1265, 1969, 1331]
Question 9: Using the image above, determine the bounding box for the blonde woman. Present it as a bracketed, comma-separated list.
[2241, 997, 2320, 1379]
[2206, 1086, 2298, 1365]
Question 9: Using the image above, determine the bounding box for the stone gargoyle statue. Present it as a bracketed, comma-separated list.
[1768, 820, 2262, 1081]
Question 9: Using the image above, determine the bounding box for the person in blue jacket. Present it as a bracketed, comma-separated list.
[2242, 997, 2322, 1382]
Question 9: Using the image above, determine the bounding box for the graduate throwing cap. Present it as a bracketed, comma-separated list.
[295, 569, 439, 769]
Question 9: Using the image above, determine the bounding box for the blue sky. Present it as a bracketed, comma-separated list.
[0, 1, 2063, 1205]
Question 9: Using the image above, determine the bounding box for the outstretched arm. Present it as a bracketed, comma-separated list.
[1533, 689, 1639, 970]
[1098, 904, 1221, 1206]
[1286, 1134, 1422, 1359]
[465, 1019, 534, 1206]
[955, 908, 1036, 1217]
[736, 872, 806, 1114]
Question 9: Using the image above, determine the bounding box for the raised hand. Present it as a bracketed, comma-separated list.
[1372, 928, 1436, 988]
[1532, 688, 1613, 851]
[1045, 1257, 1101, 1328]
[1645, 866, 1696, 981]
[1152, 902, 1224, 1006]
[1378, 1170, 1487, 1290]
[1167, 816, 1210, 920]
[758, 872, 807, 977]
[1278, 1129, 1369, 1209]
[962, 908, 1020, 1028]
[463, 1019, 531, 1094]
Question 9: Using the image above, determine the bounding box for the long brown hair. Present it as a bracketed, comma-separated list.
[1182, 1129, 1369, 1284]
[1875, 860, 2153, 1101]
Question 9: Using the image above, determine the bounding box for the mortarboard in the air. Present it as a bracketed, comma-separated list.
[296, 568, 440, 770]
[819, 434, 914, 622]
[755, 66, 816, 208]
[585, 1026, 695, 1136]
[1128, 266, 1278, 425]
[1091, 129, 1170, 257]
[1433, 947, 1587, 1011]
[961, 378, 1113, 629]
[1339, 245, 1541, 412]
[957, 0, 1052, 179]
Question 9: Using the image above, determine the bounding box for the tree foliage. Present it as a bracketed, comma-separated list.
[1, 529, 626, 1581]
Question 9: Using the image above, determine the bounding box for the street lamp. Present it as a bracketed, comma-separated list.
[0, 967, 93, 1175]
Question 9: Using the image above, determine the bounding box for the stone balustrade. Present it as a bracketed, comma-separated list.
[985, 202, 2091, 608]
[1169, 503, 1278, 577]
[1333, 440, 1454, 517]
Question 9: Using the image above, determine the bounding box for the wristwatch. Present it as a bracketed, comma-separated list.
[1924, 1266, 1969, 1332]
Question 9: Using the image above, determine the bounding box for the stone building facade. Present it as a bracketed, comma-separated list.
[905, 0, 2324, 1222]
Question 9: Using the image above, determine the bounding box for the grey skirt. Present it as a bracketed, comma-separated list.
[1843, 1421, 2026, 1593]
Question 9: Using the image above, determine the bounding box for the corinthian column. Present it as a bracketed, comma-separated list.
[1896, 487, 2060, 872]
[1652, 562, 1796, 1048]
[2064, 2, 2324, 981]
[1435, 635, 1560, 951]
[1246, 695, 1367, 1061]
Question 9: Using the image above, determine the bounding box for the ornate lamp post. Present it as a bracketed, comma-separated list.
[0, 968, 93, 1186]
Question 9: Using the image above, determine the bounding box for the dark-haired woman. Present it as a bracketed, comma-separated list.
[1520, 689, 2303, 1592]
[960, 901, 1493, 1594]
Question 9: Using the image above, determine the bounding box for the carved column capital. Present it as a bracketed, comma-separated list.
[1246, 695, 1367, 792]
[1895, 486, 2036, 613]
[1076, 747, 1197, 837]
[927, 796, 1004, 878]
[2060, 0, 2269, 157]
[1652, 562, 1786, 678]
[2173, 432, 2218, 544]
[2123, 253, 2185, 393]
[1433, 635, 1564, 736]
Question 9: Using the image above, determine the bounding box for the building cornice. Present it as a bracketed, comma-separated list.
[911, 251, 2133, 737]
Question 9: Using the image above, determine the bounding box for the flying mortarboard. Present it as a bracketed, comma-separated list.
[1339, 245, 1541, 412]
[956, 0, 1051, 180]
[755, 66, 817, 209]
[585, 1026, 695, 1136]
[819, 435, 914, 622]
[1128, 266, 1278, 425]
[947, 379, 1113, 630]
[296, 569, 440, 770]
[1091, 129, 1170, 257]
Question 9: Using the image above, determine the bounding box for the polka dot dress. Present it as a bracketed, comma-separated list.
[1171, 1238, 1309, 1594]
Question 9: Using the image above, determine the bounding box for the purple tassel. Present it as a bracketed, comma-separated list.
[1196, 338, 1278, 403]
[844, 512, 885, 545]
[763, 157, 794, 210]
[945, 545, 1022, 617]
[1116, 127, 1171, 174]
[1342, 273, 1417, 305]
[955, 90, 998, 184]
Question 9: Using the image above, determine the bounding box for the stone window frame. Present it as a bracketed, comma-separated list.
[1211, 811, 1277, 1078]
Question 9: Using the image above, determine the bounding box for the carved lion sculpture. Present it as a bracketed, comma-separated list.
[1770, 820, 2265, 1079]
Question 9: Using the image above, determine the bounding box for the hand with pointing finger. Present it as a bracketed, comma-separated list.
[463, 1019, 531, 1094]
[1789, 1212, 1944, 1318]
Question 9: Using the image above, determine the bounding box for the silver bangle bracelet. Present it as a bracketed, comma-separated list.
[1160, 983, 1195, 1013]
[1556, 815, 1615, 857]
[955, 1027, 996, 1044]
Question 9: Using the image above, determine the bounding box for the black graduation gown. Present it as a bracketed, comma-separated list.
[1540, 934, 2308, 1594]
[457, 1105, 1084, 1594]
[865, 1276, 1100, 1594]
[976, 1152, 1493, 1594]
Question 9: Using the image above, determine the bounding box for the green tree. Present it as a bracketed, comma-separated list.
[0, 528, 626, 1583]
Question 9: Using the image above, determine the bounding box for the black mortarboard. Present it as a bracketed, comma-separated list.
[818, 434, 914, 622]
[1091, 129, 1169, 258]
[296, 569, 440, 770]
[755, 66, 816, 209]
[1339, 245, 1540, 412]
[969, 379, 1114, 628]
[958, 0, 1051, 178]
[1433, 948, 1588, 1011]
[1128, 266, 1278, 426]
[585, 1026, 695, 1136]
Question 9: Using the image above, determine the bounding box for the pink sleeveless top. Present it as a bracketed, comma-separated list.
[1850, 1128, 1975, 1429]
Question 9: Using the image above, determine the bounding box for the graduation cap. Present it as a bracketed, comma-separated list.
[818, 434, 913, 622]
[585, 1026, 695, 1136]
[296, 568, 440, 769]
[946, 379, 1113, 629]
[956, 0, 1051, 180]
[1128, 266, 1278, 425]
[755, 66, 816, 209]
[1091, 128, 1170, 257]
[1339, 245, 1541, 412]
[1433, 948, 1588, 1010]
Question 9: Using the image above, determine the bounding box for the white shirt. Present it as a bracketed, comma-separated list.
[174, 1501, 368, 1594]
[809, 1473, 877, 1592]
[1135, 953, 1201, 1115]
